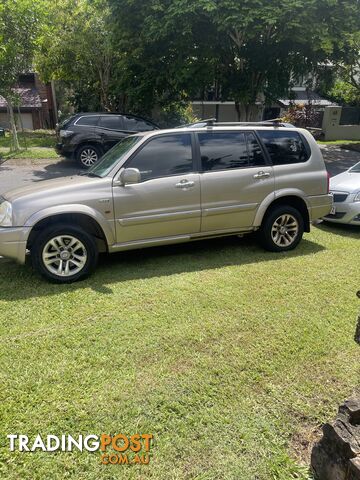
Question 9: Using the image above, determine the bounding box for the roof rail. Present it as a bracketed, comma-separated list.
[177, 118, 294, 128]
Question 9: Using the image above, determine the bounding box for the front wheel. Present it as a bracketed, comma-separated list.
[31, 225, 98, 283]
[259, 206, 304, 252]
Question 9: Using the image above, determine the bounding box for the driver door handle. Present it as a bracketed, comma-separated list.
[175, 179, 195, 189]
[253, 171, 270, 179]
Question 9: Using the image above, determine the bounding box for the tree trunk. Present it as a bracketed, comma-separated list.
[6, 98, 20, 152]
[235, 101, 241, 121]
[17, 105, 27, 150]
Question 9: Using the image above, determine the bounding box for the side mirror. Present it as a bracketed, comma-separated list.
[119, 168, 141, 185]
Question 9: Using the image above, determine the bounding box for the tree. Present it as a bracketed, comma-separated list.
[108, 0, 360, 120]
[0, 0, 44, 151]
[36, 0, 119, 112]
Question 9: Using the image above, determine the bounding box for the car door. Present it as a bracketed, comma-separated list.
[112, 133, 201, 244]
[198, 131, 275, 232]
[97, 115, 127, 152]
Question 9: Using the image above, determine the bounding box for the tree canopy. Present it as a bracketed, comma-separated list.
[107, 0, 360, 119]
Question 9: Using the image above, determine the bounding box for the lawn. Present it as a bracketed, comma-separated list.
[0, 130, 59, 161]
[0, 224, 359, 479]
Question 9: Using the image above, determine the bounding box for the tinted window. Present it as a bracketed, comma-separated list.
[99, 116, 123, 130]
[123, 116, 155, 132]
[246, 132, 266, 167]
[258, 131, 310, 165]
[126, 134, 192, 181]
[76, 115, 99, 126]
[199, 132, 265, 171]
[89, 136, 141, 177]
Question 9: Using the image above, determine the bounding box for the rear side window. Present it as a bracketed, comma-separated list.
[199, 132, 266, 171]
[99, 116, 124, 130]
[76, 115, 99, 126]
[126, 134, 193, 181]
[123, 116, 155, 132]
[258, 131, 310, 165]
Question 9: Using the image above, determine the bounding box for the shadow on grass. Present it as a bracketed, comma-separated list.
[316, 221, 360, 239]
[0, 234, 325, 301]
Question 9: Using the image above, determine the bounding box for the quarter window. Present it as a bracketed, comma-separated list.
[258, 131, 310, 165]
[199, 132, 266, 171]
[126, 134, 193, 181]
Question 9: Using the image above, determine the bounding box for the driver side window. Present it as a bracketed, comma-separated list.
[126, 134, 193, 181]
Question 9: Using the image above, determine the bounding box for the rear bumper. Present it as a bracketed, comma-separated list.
[308, 194, 333, 220]
[0, 227, 31, 264]
[323, 202, 360, 225]
[55, 143, 74, 158]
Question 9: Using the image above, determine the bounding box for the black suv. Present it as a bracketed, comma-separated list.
[55, 113, 159, 167]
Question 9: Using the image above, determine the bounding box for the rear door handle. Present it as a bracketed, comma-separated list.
[175, 179, 195, 189]
[253, 171, 270, 179]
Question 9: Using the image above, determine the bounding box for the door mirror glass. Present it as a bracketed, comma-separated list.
[119, 168, 141, 185]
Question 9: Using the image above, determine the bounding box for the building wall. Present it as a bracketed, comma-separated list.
[0, 111, 34, 130]
[322, 106, 360, 141]
[191, 102, 264, 122]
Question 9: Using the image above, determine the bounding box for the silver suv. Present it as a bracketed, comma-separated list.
[0, 120, 332, 282]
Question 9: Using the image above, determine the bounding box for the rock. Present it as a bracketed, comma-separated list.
[348, 458, 360, 480]
[311, 397, 360, 480]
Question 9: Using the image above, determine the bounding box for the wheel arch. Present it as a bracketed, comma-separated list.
[26, 211, 113, 253]
[255, 193, 310, 233]
[76, 141, 103, 158]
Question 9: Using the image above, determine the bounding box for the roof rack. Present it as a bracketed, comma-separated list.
[177, 118, 294, 128]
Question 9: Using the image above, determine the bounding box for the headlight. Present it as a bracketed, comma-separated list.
[354, 192, 360, 202]
[0, 200, 13, 226]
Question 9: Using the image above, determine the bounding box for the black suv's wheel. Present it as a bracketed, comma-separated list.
[77, 144, 102, 168]
[259, 205, 304, 252]
[31, 225, 98, 283]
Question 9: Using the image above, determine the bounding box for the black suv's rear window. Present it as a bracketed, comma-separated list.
[76, 115, 99, 126]
[258, 131, 310, 165]
[99, 115, 124, 130]
[123, 116, 156, 132]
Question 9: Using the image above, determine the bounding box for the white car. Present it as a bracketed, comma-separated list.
[324, 161, 360, 225]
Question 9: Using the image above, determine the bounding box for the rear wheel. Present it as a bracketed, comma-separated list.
[77, 144, 102, 168]
[31, 225, 98, 283]
[259, 205, 304, 252]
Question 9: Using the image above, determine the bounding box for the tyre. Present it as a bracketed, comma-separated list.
[259, 205, 304, 252]
[77, 144, 102, 168]
[31, 224, 98, 283]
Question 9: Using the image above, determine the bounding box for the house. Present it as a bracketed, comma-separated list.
[0, 73, 57, 130]
[191, 81, 336, 122]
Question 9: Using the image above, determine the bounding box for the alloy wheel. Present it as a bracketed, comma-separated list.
[42, 235, 87, 277]
[80, 148, 98, 167]
[271, 214, 299, 247]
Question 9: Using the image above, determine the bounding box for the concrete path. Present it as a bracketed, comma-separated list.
[0, 145, 359, 195]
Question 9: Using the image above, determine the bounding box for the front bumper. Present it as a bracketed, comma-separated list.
[324, 201, 360, 225]
[0, 227, 31, 264]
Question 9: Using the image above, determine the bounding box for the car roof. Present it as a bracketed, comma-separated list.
[135, 125, 303, 138]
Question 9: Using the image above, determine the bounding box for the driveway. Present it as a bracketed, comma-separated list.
[0, 145, 359, 195]
[0, 158, 80, 195]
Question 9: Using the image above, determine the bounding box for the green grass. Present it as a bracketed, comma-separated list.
[317, 140, 360, 145]
[0, 225, 359, 479]
[0, 131, 58, 160]
[0, 147, 59, 160]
